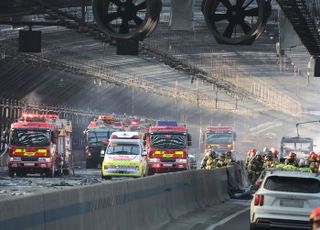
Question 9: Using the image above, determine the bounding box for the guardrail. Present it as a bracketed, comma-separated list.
[0, 167, 246, 230]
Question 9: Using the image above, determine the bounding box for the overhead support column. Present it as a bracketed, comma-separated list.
[169, 0, 193, 31]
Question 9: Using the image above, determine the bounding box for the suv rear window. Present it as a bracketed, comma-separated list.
[264, 176, 320, 193]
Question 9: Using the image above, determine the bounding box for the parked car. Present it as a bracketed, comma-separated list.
[250, 169, 320, 229]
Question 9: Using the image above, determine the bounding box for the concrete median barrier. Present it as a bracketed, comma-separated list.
[0, 167, 235, 230]
[164, 171, 197, 219]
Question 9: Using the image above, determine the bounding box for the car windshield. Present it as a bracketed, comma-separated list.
[11, 129, 50, 147]
[207, 132, 233, 144]
[264, 176, 320, 193]
[107, 144, 140, 155]
[150, 133, 186, 149]
[88, 131, 112, 145]
[282, 142, 312, 156]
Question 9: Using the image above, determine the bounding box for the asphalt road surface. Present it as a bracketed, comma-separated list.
[158, 199, 251, 230]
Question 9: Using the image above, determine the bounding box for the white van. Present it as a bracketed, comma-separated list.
[101, 132, 147, 179]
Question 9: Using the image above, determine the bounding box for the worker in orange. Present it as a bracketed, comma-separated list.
[308, 152, 319, 173]
[309, 207, 320, 230]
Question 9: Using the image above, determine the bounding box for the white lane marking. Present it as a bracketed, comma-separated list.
[205, 207, 250, 230]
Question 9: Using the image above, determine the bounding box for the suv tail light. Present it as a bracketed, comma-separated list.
[254, 194, 264, 206]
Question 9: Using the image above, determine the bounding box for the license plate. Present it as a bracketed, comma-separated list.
[24, 163, 34, 166]
[280, 199, 303, 208]
[163, 163, 172, 167]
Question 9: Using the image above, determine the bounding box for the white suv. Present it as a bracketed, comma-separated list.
[250, 169, 320, 229]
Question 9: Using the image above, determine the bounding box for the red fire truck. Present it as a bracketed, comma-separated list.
[8, 114, 72, 177]
[83, 115, 123, 168]
[143, 121, 192, 175]
[203, 125, 236, 153]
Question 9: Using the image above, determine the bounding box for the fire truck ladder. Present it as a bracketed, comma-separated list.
[276, 0, 320, 57]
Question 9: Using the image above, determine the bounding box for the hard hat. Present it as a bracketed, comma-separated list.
[288, 151, 296, 158]
[309, 152, 318, 159]
[263, 147, 270, 153]
[266, 151, 273, 157]
[209, 151, 217, 158]
[273, 149, 279, 157]
[309, 208, 320, 223]
[256, 151, 262, 157]
[251, 148, 257, 153]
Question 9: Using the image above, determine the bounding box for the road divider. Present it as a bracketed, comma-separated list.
[0, 168, 235, 230]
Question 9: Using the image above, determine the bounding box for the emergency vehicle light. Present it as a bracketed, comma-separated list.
[110, 134, 140, 139]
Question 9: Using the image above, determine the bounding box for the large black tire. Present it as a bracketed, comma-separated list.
[8, 169, 14, 177]
[63, 168, 70, 176]
[147, 168, 154, 176]
[102, 175, 112, 180]
[86, 159, 97, 169]
[46, 164, 56, 178]
[16, 171, 26, 177]
[250, 223, 257, 230]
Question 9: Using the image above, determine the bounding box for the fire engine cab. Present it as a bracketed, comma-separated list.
[143, 121, 192, 175]
[8, 114, 72, 177]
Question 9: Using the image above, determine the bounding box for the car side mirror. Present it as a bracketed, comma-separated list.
[187, 133, 192, 146]
[51, 132, 57, 144]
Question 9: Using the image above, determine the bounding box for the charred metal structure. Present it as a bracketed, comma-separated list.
[0, 0, 319, 51]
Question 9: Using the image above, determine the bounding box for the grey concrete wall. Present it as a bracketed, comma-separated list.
[0, 168, 236, 230]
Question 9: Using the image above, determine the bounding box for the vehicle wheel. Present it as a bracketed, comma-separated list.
[92, 0, 162, 40]
[16, 171, 23, 177]
[147, 168, 154, 176]
[202, 0, 271, 45]
[46, 164, 55, 177]
[8, 169, 14, 177]
[86, 159, 94, 169]
[63, 168, 70, 176]
[250, 223, 256, 230]
[102, 175, 112, 180]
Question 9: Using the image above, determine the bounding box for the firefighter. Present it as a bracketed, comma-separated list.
[285, 151, 299, 167]
[309, 208, 320, 230]
[205, 151, 218, 170]
[225, 151, 235, 165]
[245, 148, 257, 168]
[262, 147, 270, 159]
[248, 151, 264, 185]
[200, 150, 210, 169]
[216, 153, 227, 168]
[264, 151, 276, 168]
[270, 147, 279, 162]
[308, 152, 319, 173]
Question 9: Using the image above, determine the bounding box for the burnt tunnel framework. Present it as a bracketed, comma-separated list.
[0, 98, 97, 162]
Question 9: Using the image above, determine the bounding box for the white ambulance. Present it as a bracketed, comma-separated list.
[101, 132, 147, 179]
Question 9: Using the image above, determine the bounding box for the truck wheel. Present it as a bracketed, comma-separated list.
[46, 165, 55, 177]
[250, 223, 256, 230]
[147, 168, 154, 176]
[102, 175, 112, 180]
[16, 171, 25, 177]
[8, 169, 14, 177]
[86, 159, 94, 169]
[63, 169, 70, 176]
